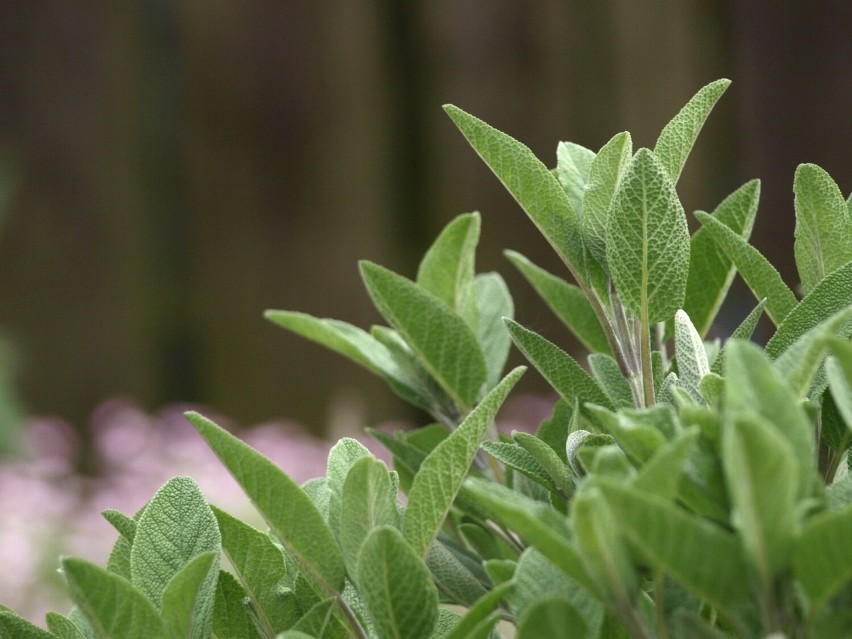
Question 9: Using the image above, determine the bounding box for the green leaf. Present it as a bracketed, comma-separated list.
[683, 180, 761, 337]
[505, 250, 610, 354]
[555, 141, 595, 215]
[724, 341, 815, 499]
[0, 611, 57, 639]
[653, 79, 731, 185]
[360, 261, 487, 410]
[473, 272, 514, 388]
[441, 581, 512, 639]
[63, 558, 164, 639]
[793, 507, 852, 613]
[340, 456, 400, 579]
[290, 599, 348, 639]
[357, 526, 438, 639]
[588, 353, 633, 407]
[160, 551, 218, 639]
[827, 339, 852, 427]
[709, 298, 766, 375]
[793, 163, 852, 295]
[674, 310, 710, 401]
[516, 595, 588, 639]
[326, 437, 371, 534]
[462, 478, 596, 593]
[481, 440, 554, 491]
[101, 509, 137, 544]
[187, 411, 346, 595]
[212, 571, 263, 639]
[694, 211, 798, 325]
[45, 613, 87, 639]
[633, 427, 699, 501]
[513, 431, 573, 495]
[416, 212, 480, 325]
[597, 480, 749, 614]
[722, 415, 798, 587]
[607, 148, 690, 325]
[403, 367, 524, 558]
[444, 105, 587, 281]
[582, 131, 633, 267]
[130, 477, 221, 607]
[505, 320, 613, 412]
[213, 507, 290, 635]
[765, 261, 852, 359]
[425, 539, 488, 607]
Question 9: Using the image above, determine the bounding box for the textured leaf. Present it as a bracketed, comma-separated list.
[357, 526, 438, 639]
[101, 509, 137, 544]
[633, 427, 699, 501]
[160, 551, 218, 639]
[340, 456, 400, 579]
[0, 611, 57, 639]
[45, 613, 87, 639]
[513, 431, 573, 495]
[674, 310, 710, 400]
[425, 539, 488, 607]
[505, 250, 610, 354]
[473, 272, 514, 388]
[555, 141, 595, 215]
[403, 367, 524, 558]
[441, 581, 511, 639]
[213, 507, 290, 635]
[481, 440, 554, 491]
[360, 261, 487, 410]
[505, 320, 613, 412]
[607, 148, 690, 325]
[709, 299, 766, 375]
[653, 79, 730, 184]
[683, 180, 761, 336]
[416, 212, 480, 325]
[765, 261, 852, 358]
[130, 477, 221, 608]
[694, 211, 797, 325]
[290, 599, 348, 639]
[793, 507, 852, 613]
[793, 163, 852, 295]
[187, 411, 346, 594]
[827, 339, 852, 428]
[212, 571, 262, 639]
[326, 437, 371, 535]
[598, 480, 749, 614]
[722, 415, 798, 586]
[588, 353, 633, 406]
[63, 558, 164, 639]
[582, 131, 633, 266]
[444, 105, 587, 279]
[516, 595, 588, 639]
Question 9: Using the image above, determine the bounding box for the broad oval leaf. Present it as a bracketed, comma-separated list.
[357, 526, 438, 639]
[360, 260, 487, 410]
[607, 148, 690, 325]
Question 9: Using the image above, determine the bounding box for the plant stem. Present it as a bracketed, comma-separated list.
[640, 312, 655, 408]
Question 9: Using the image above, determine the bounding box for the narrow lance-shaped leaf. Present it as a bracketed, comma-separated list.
[826, 338, 852, 428]
[212, 571, 263, 639]
[683, 180, 761, 337]
[357, 526, 438, 639]
[582, 131, 633, 267]
[505, 250, 611, 354]
[444, 105, 587, 281]
[416, 212, 480, 325]
[186, 411, 346, 595]
[653, 79, 731, 184]
[555, 141, 595, 216]
[403, 367, 524, 558]
[0, 611, 58, 639]
[360, 260, 487, 411]
[710, 298, 766, 375]
[793, 163, 852, 295]
[160, 552, 219, 639]
[674, 310, 710, 401]
[607, 148, 691, 325]
[473, 272, 514, 388]
[694, 211, 798, 325]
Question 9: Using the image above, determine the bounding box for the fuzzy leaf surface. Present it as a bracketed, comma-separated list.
[588, 353, 633, 407]
[0, 611, 57, 639]
[653, 79, 730, 184]
[360, 261, 487, 410]
[212, 571, 262, 639]
[187, 411, 345, 594]
[827, 339, 852, 428]
[793, 163, 852, 295]
[607, 148, 690, 324]
[555, 141, 595, 216]
[473, 272, 514, 388]
[130, 477, 220, 608]
[160, 551, 218, 639]
[674, 310, 710, 400]
[694, 211, 797, 325]
[683, 180, 760, 336]
[710, 299, 766, 375]
[441, 581, 511, 639]
[357, 526, 438, 639]
[403, 367, 524, 558]
[45, 613, 87, 639]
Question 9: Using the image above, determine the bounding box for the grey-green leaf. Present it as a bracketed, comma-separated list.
[793, 507, 852, 613]
[45, 613, 87, 639]
[827, 339, 852, 428]
[160, 551, 218, 639]
[360, 261, 487, 410]
[684, 180, 761, 337]
[516, 595, 588, 639]
[403, 367, 524, 558]
[357, 526, 438, 639]
[555, 141, 595, 216]
[130, 477, 221, 607]
[607, 148, 690, 324]
[473, 272, 514, 388]
[710, 298, 766, 375]
[505, 250, 610, 354]
[63, 558, 164, 639]
[674, 310, 710, 400]
[653, 79, 731, 185]
[793, 163, 852, 295]
[187, 411, 346, 595]
[694, 211, 797, 325]
[0, 611, 58, 639]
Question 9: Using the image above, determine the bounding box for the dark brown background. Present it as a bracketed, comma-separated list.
[0, 1, 849, 433]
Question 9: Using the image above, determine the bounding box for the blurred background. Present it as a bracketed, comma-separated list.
[0, 1, 850, 443]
